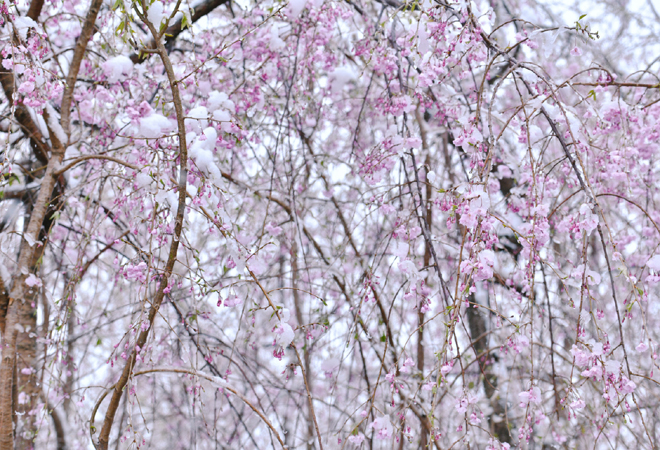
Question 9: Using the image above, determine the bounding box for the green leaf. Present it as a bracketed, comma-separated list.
[579, 14, 587, 20]
[181, 12, 190, 30]
[380, 334, 387, 342]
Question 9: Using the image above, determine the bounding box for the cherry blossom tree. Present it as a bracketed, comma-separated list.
[1, 0, 659, 448]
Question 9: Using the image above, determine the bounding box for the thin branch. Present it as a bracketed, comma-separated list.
[55, 155, 139, 175]
[130, 0, 231, 64]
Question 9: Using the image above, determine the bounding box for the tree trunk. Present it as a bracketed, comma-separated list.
[466, 294, 511, 444]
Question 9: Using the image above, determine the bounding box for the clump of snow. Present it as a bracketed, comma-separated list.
[330, 67, 354, 94]
[138, 113, 171, 139]
[321, 358, 340, 377]
[417, 22, 429, 55]
[45, 104, 67, 145]
[188, 106, 208, 120]
[207, 92, 235, 113]
[189, 127, 221, 180]
[288, 0, 307, 17]
[13, 17, 38, 40]
[268, 26, 285, 51]
[79, 99, 100, 125]
[102, 56, 134, 83]
[213, 109, 230, 122]
[186, 106, 209, 132]
[135, 172, 153, 190]
[0, 262, 10, 288]
[147, 1, 166, 26]
[647, 255, 660, 272]
[155, 189, 178, 210]
[207, 92, 235, 132]
[274, 321, 294, 348]
[398, 259, 418, 281]
[24, 233, 37, 247]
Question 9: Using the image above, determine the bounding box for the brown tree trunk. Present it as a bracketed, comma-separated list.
[0, 0, 100, 443]
[0, 152, 64, 450]
[466, 294, 511, 444]
[14, 283, 39, 449]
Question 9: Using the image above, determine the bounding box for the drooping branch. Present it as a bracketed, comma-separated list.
[131, 367, 286, 447]
[95, 5, 190, 448]
[130, 0, 231, 64]
[55, 155, 139, 175]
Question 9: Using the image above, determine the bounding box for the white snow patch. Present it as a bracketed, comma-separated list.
[139, 114, 171, 139]
[45, 103, 67, 145]
[13, 17, 38, 40]
[647, 255, 660, 272]
[288, 0, 307, 17]
[186, 106, 209, 132]
[189, 127, 221, 180]
[268, 26, 285, 51]
[102, 56, 134, 83]
[275, 322, 294, 347]
[212, 109, 231, 123]
[207, 92, 235, 113]
[330, 67, 354, 94]
[0, 262, 11, 287]
[147, 1, 166, 26]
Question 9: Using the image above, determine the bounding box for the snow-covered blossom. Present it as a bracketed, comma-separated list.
[400, 357, 415, 373]
[474, 249, 495, 281]
[647, 255, 660, 272]
[369, 416, 393, 439]
[347, 433, 365, 445]
[321, 358, 340, 378]
[398, 259, 418, 280]
[25, 274, 42, 288]
[441, 361, 454, 376]
[570, 398, 586, 410]
[518, 386, 542, 407]
[273, 321, 294, 348]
